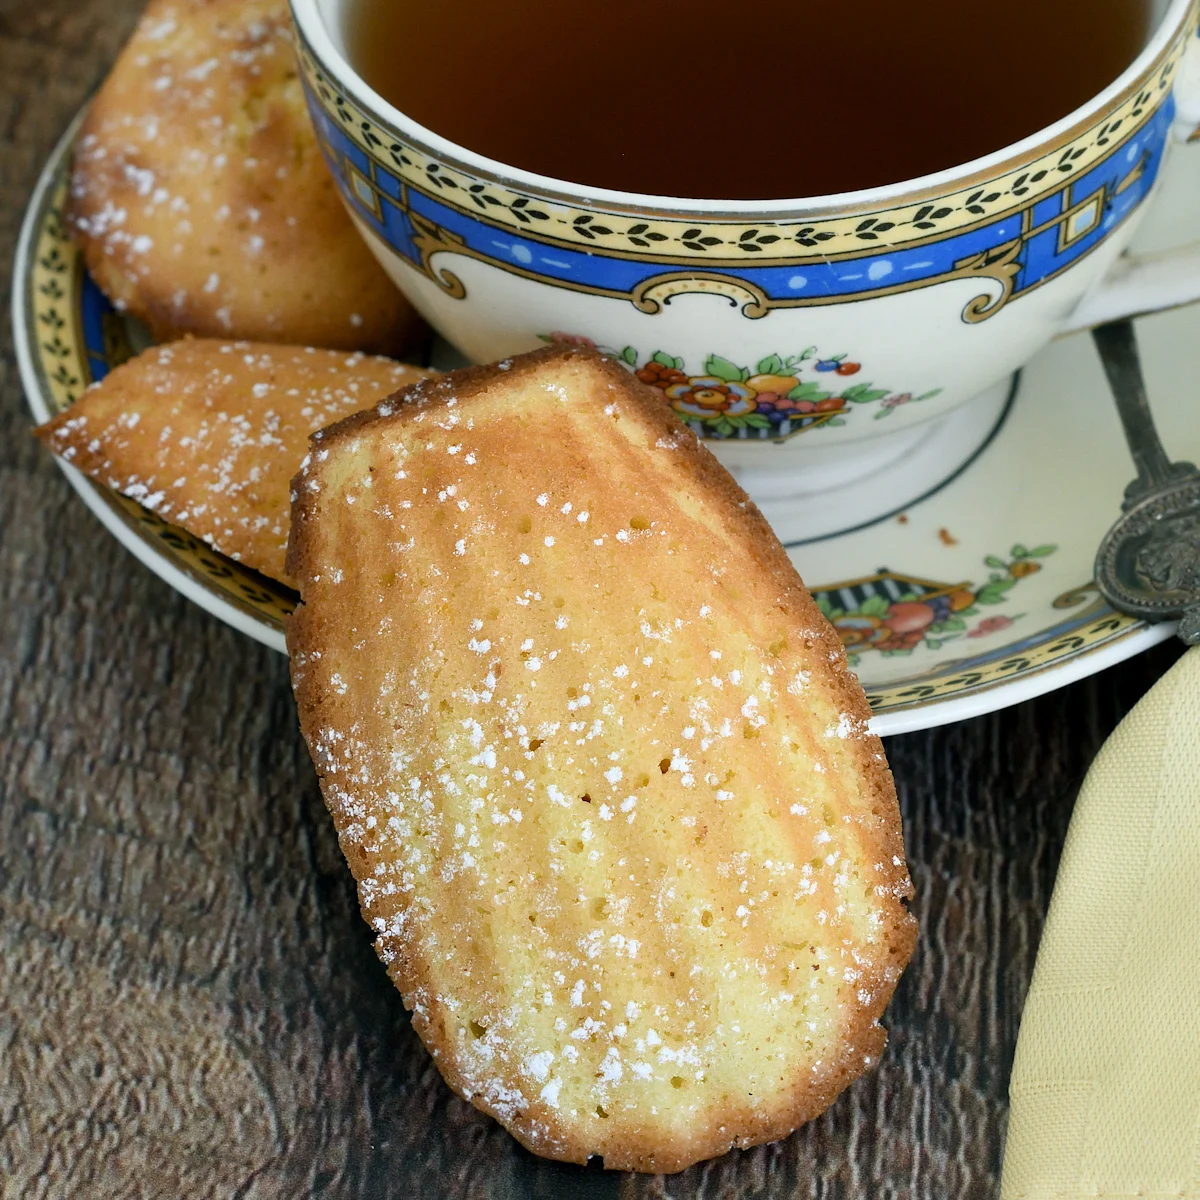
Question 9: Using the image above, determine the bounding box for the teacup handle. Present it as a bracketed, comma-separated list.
[1063, 31, 1200, 333]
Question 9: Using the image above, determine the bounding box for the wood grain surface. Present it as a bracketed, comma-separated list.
[0, 3, 1188, 1195]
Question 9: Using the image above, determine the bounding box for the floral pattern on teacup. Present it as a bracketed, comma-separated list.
[541, 334, 941, 438]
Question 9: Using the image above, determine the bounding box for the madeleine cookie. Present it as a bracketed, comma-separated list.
[68, 0, 424, 355]
[36, 339, 430, 585]
[286, 345, 917, 1173]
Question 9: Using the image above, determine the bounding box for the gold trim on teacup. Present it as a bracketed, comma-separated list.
[1058, 187, 1106, 252]
[325, 126, 1153, 325]
[623, 238, 1027, 322]
[296, 12, 1194, 264]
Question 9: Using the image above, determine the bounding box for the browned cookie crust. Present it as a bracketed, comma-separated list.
[68, 0, 425, 355]
[286, 346, 917, 1173]
[36, 338, 430, 585]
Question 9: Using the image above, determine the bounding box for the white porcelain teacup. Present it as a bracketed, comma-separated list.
[290, 0, 1200, 518]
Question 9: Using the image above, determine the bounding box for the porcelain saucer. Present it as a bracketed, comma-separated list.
[16, 114, 1199, 734]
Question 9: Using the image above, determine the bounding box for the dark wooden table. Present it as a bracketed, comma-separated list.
[0, 4, 1188, 1196]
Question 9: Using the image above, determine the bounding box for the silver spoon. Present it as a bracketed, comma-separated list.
[1092, 318, 1200, 645]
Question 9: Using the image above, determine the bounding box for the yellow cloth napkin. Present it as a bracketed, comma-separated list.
[1001, 645, 1200, 1200]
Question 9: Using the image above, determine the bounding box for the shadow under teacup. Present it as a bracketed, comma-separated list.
[290, 0, 1200, 530]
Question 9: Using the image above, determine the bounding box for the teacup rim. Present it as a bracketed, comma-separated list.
[290, 0, 1195, 217]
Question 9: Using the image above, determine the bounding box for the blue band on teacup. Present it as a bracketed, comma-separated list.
[305, 90, 1173, 325]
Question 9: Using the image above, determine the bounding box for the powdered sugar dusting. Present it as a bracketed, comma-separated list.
[286, 352, 915, 1161]
[40, 339, 430, 585]
[68, 0, 411, 348]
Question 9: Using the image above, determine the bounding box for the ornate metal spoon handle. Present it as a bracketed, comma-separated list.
[1092, 320, 1197, 507]
[1091, 319, 1200, 645]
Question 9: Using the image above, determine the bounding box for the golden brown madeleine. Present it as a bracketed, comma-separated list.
[286, 345, 917, 1173]
[36, 339, 431, 585]
[68, 0, 425, 355]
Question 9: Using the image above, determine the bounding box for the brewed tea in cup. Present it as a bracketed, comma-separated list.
[347, 0, 1155, 199]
